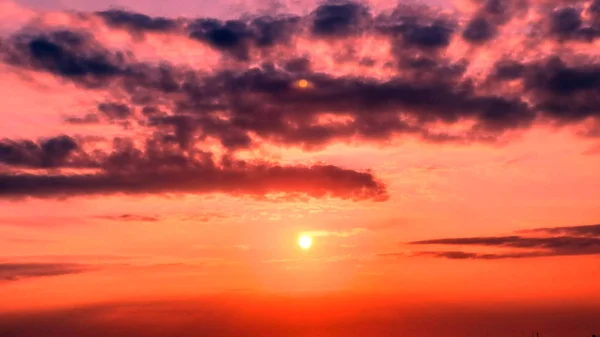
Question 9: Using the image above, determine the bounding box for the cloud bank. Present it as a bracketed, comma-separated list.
[2, 0, 600, 200]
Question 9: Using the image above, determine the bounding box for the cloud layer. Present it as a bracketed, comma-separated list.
[2, 0, 600, 200]
[0, 134, 387, 200]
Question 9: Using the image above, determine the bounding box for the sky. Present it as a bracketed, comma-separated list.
[0, 0, 600, 335]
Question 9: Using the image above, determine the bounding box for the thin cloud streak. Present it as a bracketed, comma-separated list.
[403, 223, 600, 260]
[0, 262, 88, 281]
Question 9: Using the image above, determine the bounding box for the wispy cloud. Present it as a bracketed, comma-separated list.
[394, 224, 600, 260]
[0, 263, 89, 281]
[92, 214, 160, 222]
[517, 224, 600, 237]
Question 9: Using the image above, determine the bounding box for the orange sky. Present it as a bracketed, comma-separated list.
[1, 0, 600, 335]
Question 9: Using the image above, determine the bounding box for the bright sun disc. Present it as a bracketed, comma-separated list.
[298, 235, 312, 250]
[297, 79, 309, 88]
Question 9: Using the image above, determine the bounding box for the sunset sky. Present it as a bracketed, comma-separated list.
[1, 0, 600, 335]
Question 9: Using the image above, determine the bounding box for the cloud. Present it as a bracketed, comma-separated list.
[549, 7, 600, 41]
[0, 132, 387, 201]
[90, 212, 224, 224]
[4, 2, 600, 149]
[0, 263, 87, 281]
[410, 251, 549, 260]
[0, 135, 85, 169]
[92, 214, 160, 222]
[404, 223, 600, 260]
[97, 102, 132, 120]
[64, 113, 101, 125]
[410, 235, 600, 250]
[0, 162, 387, 200]
[96, 9, 178, 33]
[7, 30, 122, 79]
[462, 17, 496, 43]
[310, 1, 371, 37]
[2, 1, 600, 201]
[186, 16, 300, 60]
[518, 223, 600, 237]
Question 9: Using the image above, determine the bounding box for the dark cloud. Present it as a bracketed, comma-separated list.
[591, 0, 600, 13]
[4, 3, 600, 148]
[484, 0, 507, 15]
[402, 22, 453, 48]
[522, 58, 600, 122]
[547, 6, 600, 41]
[189, 19, 243, 47]
[2, 25, 541, 149]
[412, 251, 548, 260]
[0, 136, 387, 200]
[462, 17, 496, 43]
[97, 9, 178, 32]
[0, 135, 87, 169]
[0, 263, 87, 281]
[406, 223, 600, 260]
[411, 235, 600, 251]
[492, 60, 525, 80]
[537, 60, 600, 94]
[3, 2, 600, 201]
[249, 15, 300, 47]
[283, 57, 311, 73]
[40, 1, 600, 49]
[519, 223, 600, 237]
[311, 1, 371, 37]
[188, 19, 253, 60]
[0, 163, 386, 201]
[178, 67, 531, 146]
[411, 236, 522, 246]
[187, 15, 299, 59]
[478, 0, 530, 24]
[17, 32, 121, 78]
[98, 102, 132, 120]
[550, 7, 582, 35]
[147, 115, 203, 149]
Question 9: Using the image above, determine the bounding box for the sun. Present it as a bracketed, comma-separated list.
[298, 235, 312, 250]
[297, 79, 310, 89]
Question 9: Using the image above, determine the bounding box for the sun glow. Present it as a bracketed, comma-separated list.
[298, 235, 312, 250]
[296, 79, 310, 88]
